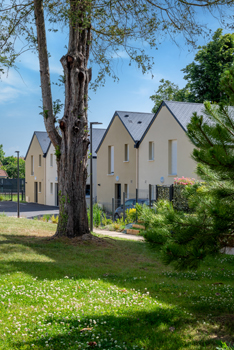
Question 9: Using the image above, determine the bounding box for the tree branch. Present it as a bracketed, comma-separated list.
[33, 0, 61, 147]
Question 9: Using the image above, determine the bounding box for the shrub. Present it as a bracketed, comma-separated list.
[87, 204, 105, 228]
[42, 214, 51, 222]
[126, 208, 137, 222]
[51, 214, 58, 224]
[174, 176, 196, 185]
[216, 342, 234, 350]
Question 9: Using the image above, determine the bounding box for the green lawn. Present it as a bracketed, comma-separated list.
[0, 215, 233, 350]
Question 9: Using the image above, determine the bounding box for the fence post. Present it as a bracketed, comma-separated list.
[149, 184, 152, 207]
[123, 191, 126, 222]
[156, 185, 158, 201]
[136, 188, 138, 222]
[112, 197, 115, 221]
[169, 184, 174, 202]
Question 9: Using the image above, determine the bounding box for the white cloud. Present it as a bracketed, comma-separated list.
[0, 86, 25, 104]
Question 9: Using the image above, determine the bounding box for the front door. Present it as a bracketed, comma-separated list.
[34, 182, 38, 203]
[115, 184, 121, 209]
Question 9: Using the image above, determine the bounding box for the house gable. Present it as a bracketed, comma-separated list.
[96, 111, 154, 153]
[25, 131, 51, 160]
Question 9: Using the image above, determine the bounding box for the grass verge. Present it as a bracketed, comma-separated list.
[0, 216, 234, 349]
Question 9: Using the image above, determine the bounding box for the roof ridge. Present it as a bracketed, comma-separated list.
[117, 111, 154, 115]
[164, 100, 204, 106]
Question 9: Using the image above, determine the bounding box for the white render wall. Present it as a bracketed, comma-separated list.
[45, 143, 58, 206]
[138, 105, 198, 189]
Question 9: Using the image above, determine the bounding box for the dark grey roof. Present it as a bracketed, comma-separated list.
[88, 128, 106, 157]
[25, 131, 51, 160]
[163, 100, 206, 131]
[96, 111, 154, 153]
[117, 111, 154, 141]
[35, 131, 51, 154]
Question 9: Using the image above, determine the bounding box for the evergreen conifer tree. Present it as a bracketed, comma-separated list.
[150, 67, 234, 270]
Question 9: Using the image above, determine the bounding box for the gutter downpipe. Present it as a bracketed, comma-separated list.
[44, 153, 46, 205]
[135, 141, 140, 191]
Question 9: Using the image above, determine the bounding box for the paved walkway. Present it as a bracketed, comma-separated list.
[1, 201, 234, 249]
[0, 201, 143, 241]
[93, 228, 144, 241]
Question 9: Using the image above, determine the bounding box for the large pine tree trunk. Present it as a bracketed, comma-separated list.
[34, 0, 91, 237]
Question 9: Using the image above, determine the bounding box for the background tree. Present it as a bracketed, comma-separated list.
[0, 145, 5, 164]
[145, 67, 234, 270]
[2, 156, 25, 178]
[150, 79, 193, 113]
[150, 28, 234, 113]
[1, 0, 233, 238]
[182, 28, 234, 103]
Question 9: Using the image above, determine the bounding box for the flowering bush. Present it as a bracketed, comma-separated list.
[174, 176, 196, 186]
[126, 208, 137, 222]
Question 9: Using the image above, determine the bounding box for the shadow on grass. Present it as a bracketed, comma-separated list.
[1, 233, 234, 348]
[12, 310, 219, 350]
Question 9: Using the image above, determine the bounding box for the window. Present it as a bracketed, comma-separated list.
[124, 144, 129, 162]
[151, 185, 155, 200]
[50, 154, 53, 167]
[149, 142, 154, 160]
[125, 199, 135, 208]
[124, 184, 129, 199]
[108, 146, 114, 174]
[169, 140, 177, 175]
[39, 154, 41, 167]
[31, 156, 34, 175]
[50, 182, 53, 194]
[86, 184, 90, 196]
[39, 182, 41, 193]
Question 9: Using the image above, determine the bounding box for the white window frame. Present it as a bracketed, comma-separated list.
[31, 156, 34, 176]
[124, 144, 129, 162]
[108, 146, 114, 174]
[50, 154, 53, 167]
[169, 140, 177, 175]
[124, 184, 129, 199]
[149, 141, 154, 161]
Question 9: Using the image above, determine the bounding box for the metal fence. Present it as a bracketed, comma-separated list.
[0, 178, 25, 201]
[100, 183, 189, 220]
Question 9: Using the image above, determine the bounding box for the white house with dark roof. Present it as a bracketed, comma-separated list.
[96, 110, 154, 209]
[138, 100, 202, 191]
[96, 102, 204, 209]
[25, 129, 105, 206]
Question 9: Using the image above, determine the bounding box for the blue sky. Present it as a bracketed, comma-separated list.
[0, 6, 230, 157]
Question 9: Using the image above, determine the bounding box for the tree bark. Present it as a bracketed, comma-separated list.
[34, 0, 91, 237]
[33, 0, 61, 148]
[56, 0, 92, 237]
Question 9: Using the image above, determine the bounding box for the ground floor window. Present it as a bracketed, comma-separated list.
[86, 184, 90, 196]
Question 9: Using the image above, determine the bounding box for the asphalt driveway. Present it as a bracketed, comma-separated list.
[0, 201, 59, 218]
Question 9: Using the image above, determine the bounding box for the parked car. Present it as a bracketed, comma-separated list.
[114, 198, 154, 220]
